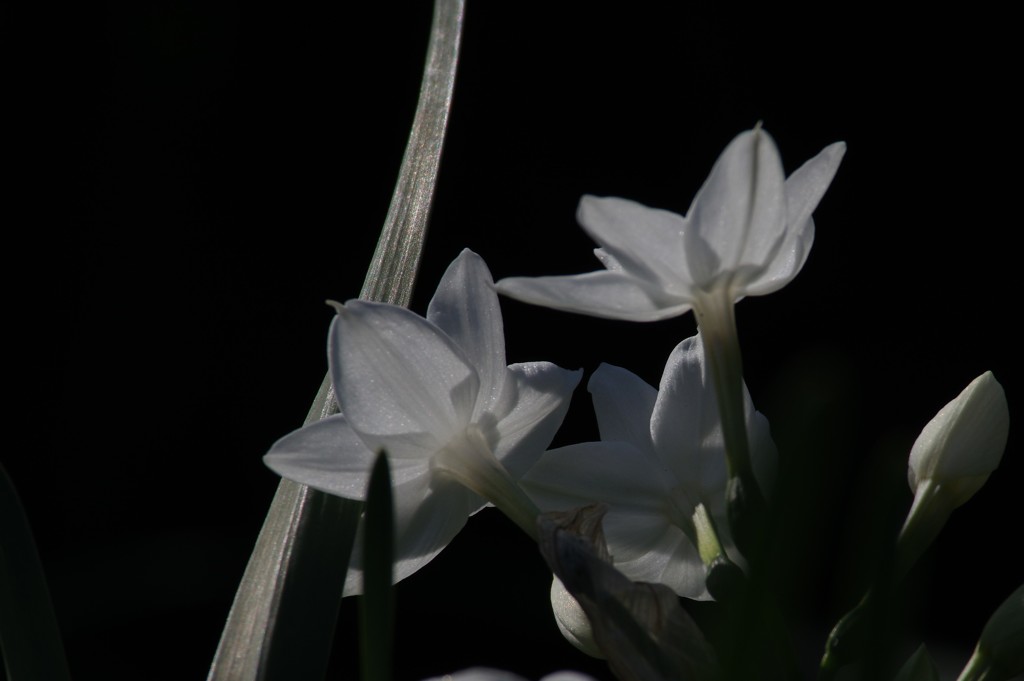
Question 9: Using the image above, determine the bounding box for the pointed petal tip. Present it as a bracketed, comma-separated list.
[823, 140, 847, 164]
[453, 247, 486, 267]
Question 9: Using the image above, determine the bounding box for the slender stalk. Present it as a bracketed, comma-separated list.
[207, 2, 465, 679]
[694, 288, 767, 559]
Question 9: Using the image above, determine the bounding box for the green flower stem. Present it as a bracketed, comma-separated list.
[693, 289, 801, 680]
[895, 479, 955, 580]
[694, 288, 767, 558]
[820, 481, 963, 680]
[434, 427, 542, 541]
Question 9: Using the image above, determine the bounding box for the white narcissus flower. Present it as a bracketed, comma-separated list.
[896, 371, 1009, 577]
[522, 333, 776, 600]
[494, 127, 845, 323]
[264, 249, 581, 595]
[498, 127, 843, 552]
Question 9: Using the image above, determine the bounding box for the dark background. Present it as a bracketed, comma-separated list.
[7, 3, 1020, 680]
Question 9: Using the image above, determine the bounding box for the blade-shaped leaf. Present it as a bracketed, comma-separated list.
[207, 1, 465, 679]
[360, 451, 395, 681]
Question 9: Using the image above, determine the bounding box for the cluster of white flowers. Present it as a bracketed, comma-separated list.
[263, 127, 1012, 680]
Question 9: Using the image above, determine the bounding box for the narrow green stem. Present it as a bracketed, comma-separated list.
[694, 288, 767, 558]
[895, 479, 954, 580]
[695, 290, 750, 481]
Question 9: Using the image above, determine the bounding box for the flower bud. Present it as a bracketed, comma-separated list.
[907, 371, 1008, 507]
[896, 372, 1009, 578]
[549, 576, 603, 659]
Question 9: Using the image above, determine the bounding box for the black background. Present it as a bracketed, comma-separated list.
[7, 3, 1020, 680]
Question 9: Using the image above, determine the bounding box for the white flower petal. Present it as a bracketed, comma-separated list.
[602, 506, 678, 564]
[685, 128, 787, 285]
[602, 512, 708, 598]
[492, 362, 582, 479]
[746, 140, 846, 296]
[576, 195, 691, 292]
[343, 472, 479, 596]
[593, 247, 622, 271]
[650, 337, 727, 500]
[262, 415, 428, 499]
[656, 532, 712, 600]
[522, 441, 671, 511]
[330, 300, 479, 443]
[783, 140, 847, 240]
[741, 218, 814, 297]
[426, 249, 508, 417]
[588, 363, 657, 447]
[650, 335, 777, 507]
[496, 270, 691, 322]
[354, 430, 449, 462]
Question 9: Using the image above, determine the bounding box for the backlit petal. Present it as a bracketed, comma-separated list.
[746, 140, 845, 296]
[427, 249, 508, 416]
[685, 128, 787, 285]
[741, 218, 814, 297]
[576, 195, 690, 292]
[588, 363, 657, 447]
[343, 472, 479, 596]
[783, 141, 847, 241]
[496, 270, 691, 322]
[522, 441, 671, 511]
[493, 362, 582, 479]
[602, 507, 677, 564]
[650, 337, 727, 498]
[262, 415, 428, 500]
[330, 301, 479, 444]
[609, 520, 708, 600]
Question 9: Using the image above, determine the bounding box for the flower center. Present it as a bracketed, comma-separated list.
[432, 425, 542, 540]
